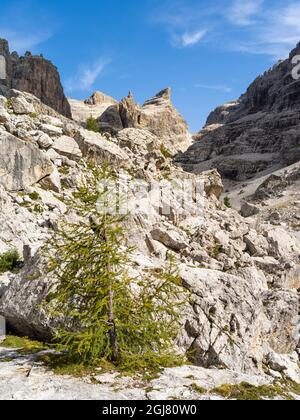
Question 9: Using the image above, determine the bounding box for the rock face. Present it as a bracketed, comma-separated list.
[0, 66, 299, 389]
[120, 88, 191, 153]
[0, 39, 71, 118]
[0, 131, 53, 191]
[69, 91, 122, 133]
[177, 42, 300, 180]
[69, 88, 191, 153]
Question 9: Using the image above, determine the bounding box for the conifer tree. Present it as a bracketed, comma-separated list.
[46, 163, 187, 369]
[86, 115, 100, 132]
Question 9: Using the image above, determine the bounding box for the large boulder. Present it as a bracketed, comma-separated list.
[74, 128, 129, 166]
[178, 265, 299, 374]
[0, 131, 53, 191]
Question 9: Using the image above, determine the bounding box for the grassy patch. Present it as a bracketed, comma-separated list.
[211, 381, 297, 401]
[209, 243, 223, 259]
[58, 166, 70, 175]
[190, 383, 207, 395]
[38, 353, 115, 378]
[28, 191, 40, 201]
[1, 335, 49, 355]
[33, 203, 44, 214]
[0, 249, 20, 274]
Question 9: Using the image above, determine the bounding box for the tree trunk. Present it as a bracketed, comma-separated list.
[108, 285, 119, 361]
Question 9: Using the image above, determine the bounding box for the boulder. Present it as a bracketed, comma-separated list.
[0, 131, 53, 191]
[10, 96, 35, 115]
[151, 227, 188, 251]
[52, 135, 82, 161]
[240, 202, 260, 218]
[74, 128, 129, 165]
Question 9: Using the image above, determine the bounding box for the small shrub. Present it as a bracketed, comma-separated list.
[190, 383, 207, 394]
[33, 203, 43, 213]
[209, 243, 223, 258]
[29, 112, 38, 119]
[224, 196, 232, 208]
[86, 116, 99, 133]
[160, 144, 172, 159]
[0, 249, 20, 274]
[28, 191, 40, 201]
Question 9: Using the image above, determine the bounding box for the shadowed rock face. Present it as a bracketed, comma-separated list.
[0, 39, 71, 118]
[177, 42, 300, 181]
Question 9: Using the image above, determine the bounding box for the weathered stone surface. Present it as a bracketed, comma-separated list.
[177, 42, 300, 180]
[74, 128, 129, 165]
[0, 39, 71, 118]
[10, 96, 35, 115]
[240, 202, 260, 218]
[120, 89, 191, 153]
[69, 91, 123, 133]
[151, 227, 188, 251]
[0, 131, 53, 191]
[52, 136, 82, 160]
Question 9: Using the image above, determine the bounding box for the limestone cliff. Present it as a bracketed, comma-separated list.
[177, 42, 300, 180]
[0, 39, 71, 118]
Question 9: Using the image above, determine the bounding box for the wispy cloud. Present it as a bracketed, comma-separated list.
[151, 2, 210, 48]
[194, 83, 233, 93]
[151, 0, 300, 60]
[66, 58, 111, 93]
[0, 1, 55, 53]
[227, 0, 263, 26]
[0, 29, 52, 52]
[228, 2, 300, 59]
[180, 30, 207, 47]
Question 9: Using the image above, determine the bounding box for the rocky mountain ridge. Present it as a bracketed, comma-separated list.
[176, 42, 300, 181]
[0, 39, 71, 118]
[70, 88, 192, 153]
[0, 39, 299, 399]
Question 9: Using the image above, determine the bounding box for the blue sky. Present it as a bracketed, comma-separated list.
[1, 0, 300, 132]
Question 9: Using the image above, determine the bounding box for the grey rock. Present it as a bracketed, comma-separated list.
[0, 131, 53, 191]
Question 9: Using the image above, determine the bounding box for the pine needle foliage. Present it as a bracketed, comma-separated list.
[86, 116, 100, 133]
[46, 163, 187, 370]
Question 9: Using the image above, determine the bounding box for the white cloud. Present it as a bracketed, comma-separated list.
[66, 58, 111, 93]
[151, 1, 300, 60]
[180, 30, 207, 47]
[0, 29, 52, 52]
[230, 2, 300, 59]
[227, 0, 263, 26]
[194, 83, 232, 93]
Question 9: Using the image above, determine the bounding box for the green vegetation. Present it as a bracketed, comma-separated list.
[45, 163, 187, 372]
[190, 383, 207, 395]
[33, 203, 44, 214]
[224, 196, 232, 208]
[0, 249, 20, 274]
[29, 112, 38, 119]
[86, 116, 100, 133]
[160, 144, 172, 159]
[209, 243, 223, 258]
[58, 166, 70, 175]
[211, 381, 299, 400]
[1, 335, 48, 355]
[28, 191, 40, 201]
